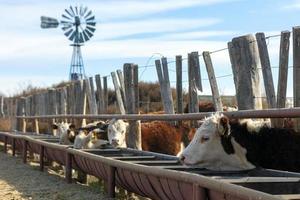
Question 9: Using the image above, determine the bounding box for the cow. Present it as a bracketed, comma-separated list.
[180, 113, 300, 172]
[73, 120, 109, 149]
[107, 119, 191, 156]
[52, 122, 76, 145]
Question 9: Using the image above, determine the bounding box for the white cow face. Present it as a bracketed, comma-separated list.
[180, 114, 255, 171]
[53, 122, 76, 145]
[107, 119, 128, 148]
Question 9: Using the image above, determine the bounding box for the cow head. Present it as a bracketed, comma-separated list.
[180, 113, 255, 171]
[53, 122, 76, 144]
[107, 119, 128, 148]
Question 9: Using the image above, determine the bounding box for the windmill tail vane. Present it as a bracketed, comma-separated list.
[40, 5, 96, 81]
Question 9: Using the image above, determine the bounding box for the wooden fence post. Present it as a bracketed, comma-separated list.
[47, 88, 57, 134]
[227, 42, 239, 94]
[111, 71, 126, 114]
[16, 97, 26, 132]
[74, 80, 86, 127]
[277, 31, 291, 127]
[203, 51, 223, 111]
[32, 94, 39, 133]
[95, 74, 104, 114]
[103, 76, 108, 113]
[0, 96, 4, 117]
[117, 69, 126, 108]
[176, 55, 183, 115]
[155, 58, 175, 114]
[230, 34, 262, 110]
[188, 52, 201, 127]
[256, 32, 277, 110]
[124, 63, 142, 150]
[293, 27, 300, 131]
[84, 78, 98, 115]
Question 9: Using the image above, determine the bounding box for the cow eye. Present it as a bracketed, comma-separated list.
[200, 136, 210, 143]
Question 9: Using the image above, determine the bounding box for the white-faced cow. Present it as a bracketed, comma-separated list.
[107, 119, 191, 156]
[73, 120, 109, 149]
[52, 122, 76, 145]
[180, 113, 300, 172]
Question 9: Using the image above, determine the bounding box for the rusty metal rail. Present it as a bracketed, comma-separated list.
[16, 107, 300, 121]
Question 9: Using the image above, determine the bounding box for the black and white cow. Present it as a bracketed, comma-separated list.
[180, 113, 300, 172]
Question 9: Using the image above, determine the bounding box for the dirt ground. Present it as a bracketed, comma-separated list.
[0, 151, 110, 200]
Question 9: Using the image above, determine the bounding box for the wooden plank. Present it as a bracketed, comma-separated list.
[256, 32, 277, 109]
[202, 51, 223, 111]
[111, 71, 126, 114]
[219, 177, 300, 183]
[84, 78, 97, 114]
[176, 55, 183, 115]
[155, 59, 168, 113]
[188, 53, 199, 127]
[191, 51, 202, 91]
[74, 80, 86, 127]
[277, 31, 291, 128]
[95, 74, 104, 114]
[117, 69, 126, 110]
[0, 96, 4, 117]
[124, 63, 142, 149]
[161, 57, 175, 114]
[107, 166, 116, 198]
[293, 27, 300, 131]
[130, 160, 179, 164]
[275, 194, 300, 200]
[231, 34, 262, 110]
[103, 76, 108, 113]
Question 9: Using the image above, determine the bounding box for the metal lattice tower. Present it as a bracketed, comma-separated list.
[40, 6, 96, 81]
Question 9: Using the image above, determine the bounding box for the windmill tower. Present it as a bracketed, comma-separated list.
[40, 6, 96, 81]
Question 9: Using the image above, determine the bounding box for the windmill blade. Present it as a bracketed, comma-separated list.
[85, 16, 95, 22]
[86, 22, 96, 27]
[69, 30, 77, 41]
[85, 10, 92, 19]
[75, 6, 79, 15]
[70, 6, 76, 16]
[79, 5, 83, 16]
[82, 30, 90, 41]
[60, 20, 73, 25]
[81, 6, 88, 17]
[62, 24, 72, 31]
[64, 28, 74, 37]
[65, 8, 74, 17]
[86, 25, 96, 33]
[40, 16, 59, 28]
[84, 28, 93, 38]
[62, 14, 72, 21]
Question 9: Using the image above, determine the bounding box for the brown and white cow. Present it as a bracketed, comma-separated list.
[107, 119, 191, 156]
[180, 113, 300, 172]
[52, 122, 76, 145]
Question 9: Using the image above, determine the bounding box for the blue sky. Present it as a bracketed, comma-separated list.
[0, 0, 299, 97]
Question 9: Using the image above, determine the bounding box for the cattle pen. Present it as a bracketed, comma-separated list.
[0, 108, 300, 199]
[1, 25, 300, 199]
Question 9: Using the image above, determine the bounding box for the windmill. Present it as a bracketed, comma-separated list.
[40, 6, 96, 81]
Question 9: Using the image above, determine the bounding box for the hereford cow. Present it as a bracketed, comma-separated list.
[73, 120, 109, 149]
[52, 122, 76, 145]
[107, 119, 191, 155]
[180, 113, 300, 172]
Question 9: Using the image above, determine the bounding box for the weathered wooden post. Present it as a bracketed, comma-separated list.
[256, 32, 276, 109]
[95, 74, 104, 114]
[39, 146, 45, 171]
[16, 97, 26, 132]
[74, 80, 86, 127]
[111, 71, 126, 114]
[117, 69, 126, 108]
[228, 42, 239, 93]
[65, 152, 73, 183]
[84, 77, 98, 115]
[176, 55, 183, 115]
[124, 63, 141, 149]
[229, 34, 262, 110]
[277, 31, 291, 127]
[0, 96, 4, 117]
[293, 27, 300, 131]
[47, 88, 57, 134]
[107, 166, 116, 198]
[202, 51, 223, 111]
[103, 76, 108, 113]
[155, 58, 175, 114]
[188, 52, 202, 127]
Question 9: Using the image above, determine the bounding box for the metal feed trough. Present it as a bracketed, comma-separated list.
[1, 131, 300, 200]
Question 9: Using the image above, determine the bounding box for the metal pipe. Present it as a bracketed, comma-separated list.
[15, 107, 300, 121]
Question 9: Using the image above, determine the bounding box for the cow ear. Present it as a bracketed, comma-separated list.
[97, 122, 109, 131]
[218, 115, 230, 136]
[52, 124, 58, 130]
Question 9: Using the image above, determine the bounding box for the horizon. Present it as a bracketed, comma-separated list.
[0, 0, 299, 98]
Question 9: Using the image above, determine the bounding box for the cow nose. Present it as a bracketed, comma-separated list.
[112, 139, 119, 143]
